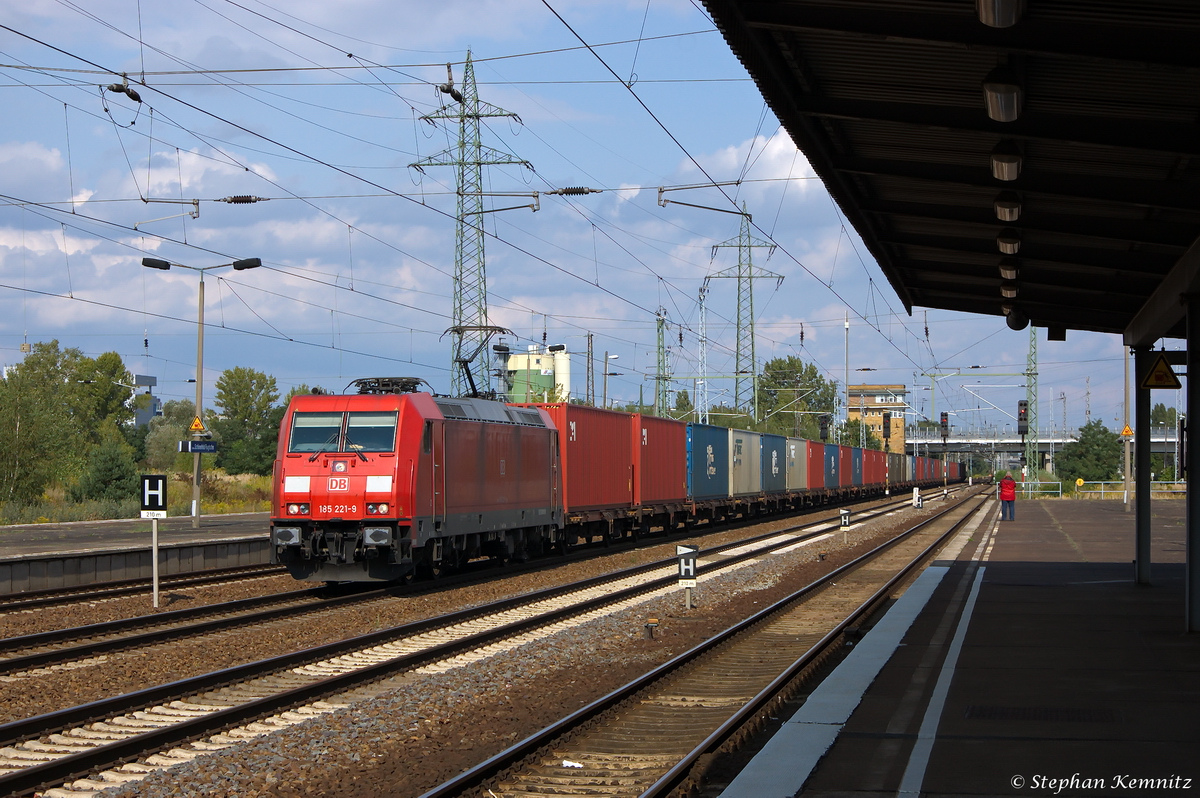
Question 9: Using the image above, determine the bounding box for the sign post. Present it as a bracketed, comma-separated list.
[677, 544, 699, 610]
[140, 475, 167, 609]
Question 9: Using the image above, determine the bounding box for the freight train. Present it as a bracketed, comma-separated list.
[269, 380, 963, 582]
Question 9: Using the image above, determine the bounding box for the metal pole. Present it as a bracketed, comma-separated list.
[1188, 300, 1200, 631]
[152, 517, 160, 609]
[602, 350, 609, 409]
[1135, 346, 1152, 585]
[1125, 345, 1132, 512]
[193, 274, 204, 529]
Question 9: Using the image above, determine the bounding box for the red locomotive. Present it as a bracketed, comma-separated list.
[270, 378, 963, 583]
[270, 378, 561, 582]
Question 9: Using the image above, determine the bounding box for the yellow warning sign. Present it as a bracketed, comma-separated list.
[189, 416, 206, 433]
[1121, 425, 1134, 437]
[1140, 352, 1182, 390]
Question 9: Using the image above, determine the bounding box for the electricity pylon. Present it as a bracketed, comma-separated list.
[655, 308, 670, 417]
[410, 52, 532, 396]
[709, 206, 781, 421]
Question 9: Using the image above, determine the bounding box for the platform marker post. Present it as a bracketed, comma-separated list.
[677, 544, 698, 611]
[140, 475, 168, 609]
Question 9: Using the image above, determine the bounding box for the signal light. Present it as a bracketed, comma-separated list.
[882, 411, 891, 440]
[819, 414, 830, 442]
[940, 412, 949, 438]
[1017, 400, 1029, 435]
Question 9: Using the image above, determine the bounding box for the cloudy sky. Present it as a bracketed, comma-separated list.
[0, 0, 1162, 434]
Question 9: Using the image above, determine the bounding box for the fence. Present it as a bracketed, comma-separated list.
[1075, 481, 1186, 499]
[1014, 481, 1062, 498]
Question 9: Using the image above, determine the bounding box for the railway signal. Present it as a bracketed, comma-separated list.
[819, 414, 830, 442]
[940, 411, 949, 440]
[1017, 400, 1029, 435]
[881, 411, 891, 441]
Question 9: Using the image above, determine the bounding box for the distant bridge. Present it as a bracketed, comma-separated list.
[905, 428, 1180, 456]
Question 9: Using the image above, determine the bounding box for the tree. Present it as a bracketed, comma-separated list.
[1151, 402, 1178, 426]
[209, 368, 280, 475]
[674, 389, 693, 419]
[145, 399, 195, 472]
[1056, 419, 1122, 485]
[754, 356, 838, 438]
[71, 434, 138, 502]
[842, 418, 884, 450]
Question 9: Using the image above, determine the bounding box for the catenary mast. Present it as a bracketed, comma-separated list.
[410, 53, 531, 396]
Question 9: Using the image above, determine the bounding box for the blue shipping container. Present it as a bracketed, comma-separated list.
[907, 455, 916, 483]
[824, 443, 840, 489]
[761, 434, 787, 493]
[851, 447, 864, 487]
[687, 423, 731, 500]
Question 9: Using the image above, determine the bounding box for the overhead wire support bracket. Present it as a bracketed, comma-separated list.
[657, 181, 744, 212]
[134, 198, 199, 230]
[469, 192, 541, 214]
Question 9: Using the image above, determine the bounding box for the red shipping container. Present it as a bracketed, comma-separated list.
[805, 440, 825, 489]
[868, 450, 882, 486]
[514, 403, 633, 513]
[839, 445, 853, 487]
[632, 414, 688, 506]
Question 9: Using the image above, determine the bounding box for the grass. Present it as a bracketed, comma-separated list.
[0, 470, 272, 525]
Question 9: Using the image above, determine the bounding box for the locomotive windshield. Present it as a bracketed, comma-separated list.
[345, 412, 398, 452]
[287, 411, 397, 454]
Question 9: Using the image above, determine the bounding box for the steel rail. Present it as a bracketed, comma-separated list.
[641, 492, 992, 798]
[0, 564, 286, 611]
[414, 486, 989, 798]
[0, 489, 961, 796]
[0, 487, 958, 676]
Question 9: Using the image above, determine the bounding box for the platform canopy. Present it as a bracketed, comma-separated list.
[701, 0, 1200, 344]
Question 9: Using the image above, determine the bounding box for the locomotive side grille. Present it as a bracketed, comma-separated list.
[436, 402, 468, 418]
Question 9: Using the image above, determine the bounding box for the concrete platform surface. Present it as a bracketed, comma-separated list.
[723, 499, 1198, 798]
[0, 512, 269, 560]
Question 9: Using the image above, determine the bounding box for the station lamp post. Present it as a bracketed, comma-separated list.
[142, 256, 262, 528]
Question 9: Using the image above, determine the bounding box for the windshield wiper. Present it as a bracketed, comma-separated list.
[307, 432, 340, 461]
[342, 433, 369, 462]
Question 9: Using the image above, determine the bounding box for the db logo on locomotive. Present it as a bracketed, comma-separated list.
[328, 477, 350, 492]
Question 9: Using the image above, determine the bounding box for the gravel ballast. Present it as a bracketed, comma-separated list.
[79, 498, 964, 798]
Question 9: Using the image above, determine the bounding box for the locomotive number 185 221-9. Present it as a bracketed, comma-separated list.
[317, 504, 358, 515]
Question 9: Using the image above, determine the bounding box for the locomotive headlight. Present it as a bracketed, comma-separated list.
[287, 503, 310, 516]
[377, 502, 389, 515]
[363, 527, 392, 546]
[273, 527, 302, 546]
[332, 460, 348, 473]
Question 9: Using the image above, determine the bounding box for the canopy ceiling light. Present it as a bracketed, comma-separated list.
[1000, 280, 1020, 299]
[977, 0, 1025, 28]
[997, 228, 1021, 254]
[991, 140, 1022, 181]
[998, 258, 1020, 281]
[1000, 301, 1015, 315]
[983, 67, 1023, 122]
[1006, 305, 1030, 330]
[994, 191, 1022, 221]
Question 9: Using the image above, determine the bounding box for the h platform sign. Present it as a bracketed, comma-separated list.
[677, 544, 699, 588]
[140, 474, 167, 519]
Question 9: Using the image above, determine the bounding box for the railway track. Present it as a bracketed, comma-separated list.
[0, 487, 970, 797]
[418, 487, 992, 798]
[0, 565, 286, 613]
[0, 487, 964, 681]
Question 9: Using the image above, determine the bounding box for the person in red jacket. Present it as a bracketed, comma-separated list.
[999, 471, 1017, 521]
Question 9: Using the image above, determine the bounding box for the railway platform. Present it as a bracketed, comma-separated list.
[718, 498, 1197, 798]
[0, 513, 270, 593]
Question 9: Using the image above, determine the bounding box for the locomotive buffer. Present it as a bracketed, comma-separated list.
[678, 544, 699, 609]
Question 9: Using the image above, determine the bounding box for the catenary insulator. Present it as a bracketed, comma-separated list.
[219, 195, 268, 204]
